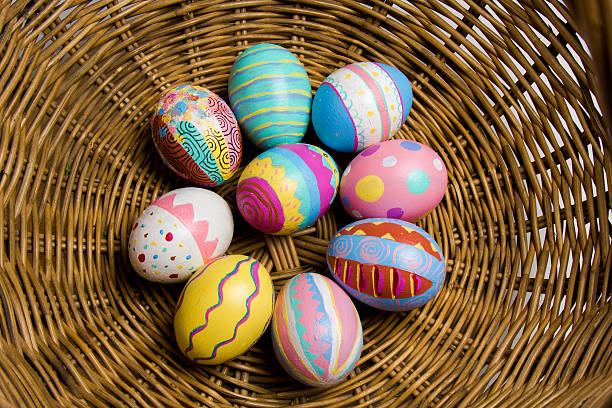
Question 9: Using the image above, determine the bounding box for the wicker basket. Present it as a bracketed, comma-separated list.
[1, 1, 610, 407]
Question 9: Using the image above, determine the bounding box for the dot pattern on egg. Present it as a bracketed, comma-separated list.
[312, 62, 413, 153]
[128, 187, 234, 284]
[339, 139, 447, 222]
[129, 207, 203, 283]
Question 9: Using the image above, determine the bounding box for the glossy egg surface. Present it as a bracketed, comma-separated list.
[312, 62, 412, 152]
[228, 43, 312, 149]
[271, 273, 363, 386]
[128, 187, 233, 283]
[236, 143, 339, 235]
[340, 139, 447, 222]
[151, 85, 242, 186]
[326, 218, 445, 311]
[174, 255, 274, 365]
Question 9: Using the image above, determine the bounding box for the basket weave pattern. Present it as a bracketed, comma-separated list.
[0, 1, 610, 407]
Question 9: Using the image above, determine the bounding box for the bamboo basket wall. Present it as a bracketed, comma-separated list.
[0, 1, 610, 407]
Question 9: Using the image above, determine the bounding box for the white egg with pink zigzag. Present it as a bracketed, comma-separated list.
[128, 187, 234, 283]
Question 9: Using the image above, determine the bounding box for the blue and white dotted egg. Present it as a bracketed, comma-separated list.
[312, 62, 413, 153]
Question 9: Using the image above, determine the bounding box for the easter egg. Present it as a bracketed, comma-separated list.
[128, 187, 233, 283]
[271, 273, 363, 387]
[228, 43, 312, 149]
[174, 255, 274, 364]
[312, 62, 413, 152]
[151, 85, 242, 186]
[326, 218, 445, 311]
[340, 140, 447, 222]
[236, 143, 339, 235]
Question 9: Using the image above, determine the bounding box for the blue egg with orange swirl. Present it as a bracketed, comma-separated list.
[326, 218, 445, 311]
[228, 43, 312, 149]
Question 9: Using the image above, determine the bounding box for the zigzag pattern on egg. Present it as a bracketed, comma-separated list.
[272, 273, 363, 387]
[152, 192, 218, 259]
[174, 255, 274, 365]
[327, 218, 446, 312]
[274, 144, 339, 220]
[290, 274, 333, 376]
[338, 221, 441, 261]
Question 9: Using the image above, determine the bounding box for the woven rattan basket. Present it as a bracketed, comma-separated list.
[1, 1, 611, 407]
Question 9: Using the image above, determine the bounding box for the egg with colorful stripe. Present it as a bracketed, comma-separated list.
[228, 43, 312, 149]
[236, 143, 340, 235]
[174, 255, 274, 365]
[312, 62, 413, 152]
[128, 187, 234, 283]
[272, 273, 363, 387]
[327, 218, 446, 311]
[151, 85, 242, 186]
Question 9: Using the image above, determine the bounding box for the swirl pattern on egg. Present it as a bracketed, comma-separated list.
[236, 143, 339, 235]
[151, 85, 242, 186]
[326, 218, 445, 311]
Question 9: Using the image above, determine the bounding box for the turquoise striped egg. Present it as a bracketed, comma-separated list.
[228, 43, 312, 150]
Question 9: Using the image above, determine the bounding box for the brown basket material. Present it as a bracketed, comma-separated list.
[567, 0, 612, 145]
[0, 1, 610, 407]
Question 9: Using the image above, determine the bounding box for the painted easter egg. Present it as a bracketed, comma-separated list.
[174, 255, 274, 365]
[150, 84, 242, 186]
[128, 187, 233, 283]
[228, 43, 312, 149]
[326, 218, 446, 311]
[340, 140, 447, 222]
[271, 273, 363, 387]
[312, 62, 413, 152]
[236, 143, 339, 235]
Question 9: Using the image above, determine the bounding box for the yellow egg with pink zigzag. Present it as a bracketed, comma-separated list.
[174, 255, 274, 365]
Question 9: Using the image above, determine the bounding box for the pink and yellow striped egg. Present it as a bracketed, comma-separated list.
[174, 255, 274, 365]
[272, 273, 363, 387]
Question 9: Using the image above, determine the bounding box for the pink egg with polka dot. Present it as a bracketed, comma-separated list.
[339, 140, 447, 222]
[128, 187, 233, 283]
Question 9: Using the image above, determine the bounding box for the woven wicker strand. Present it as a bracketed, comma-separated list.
[0, 1, 610, 407]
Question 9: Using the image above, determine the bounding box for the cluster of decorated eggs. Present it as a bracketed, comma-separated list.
[126, 42, 450, 387]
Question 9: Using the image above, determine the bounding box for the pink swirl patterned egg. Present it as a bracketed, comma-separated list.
[236, 143, 340, 235]
[339, 139, 447, 222]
